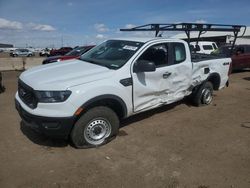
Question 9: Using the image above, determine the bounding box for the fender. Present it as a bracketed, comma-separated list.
[81, 94, 128, 118]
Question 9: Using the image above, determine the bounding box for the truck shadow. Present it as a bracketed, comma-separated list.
[20, 121, 69, 148]
[121, 99, 191, 128]
[232, 69, 250, 74]
[20, 99, 192, 148]
[243, 77, 250, 81]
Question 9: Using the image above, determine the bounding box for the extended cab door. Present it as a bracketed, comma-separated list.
[132, 42, 192, 112]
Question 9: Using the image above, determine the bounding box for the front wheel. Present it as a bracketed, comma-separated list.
[70, 106, 119, 148]
[191, 81, 213, 106]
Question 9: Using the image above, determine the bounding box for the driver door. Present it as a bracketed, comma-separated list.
[132, 42, 192, 112]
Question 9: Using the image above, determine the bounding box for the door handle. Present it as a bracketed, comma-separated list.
[163, 72, 171, 79]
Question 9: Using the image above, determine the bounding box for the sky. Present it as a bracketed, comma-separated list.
[0, 0, 250, 48]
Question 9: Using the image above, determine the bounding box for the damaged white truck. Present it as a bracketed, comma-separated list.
[15, 23, 245, 148]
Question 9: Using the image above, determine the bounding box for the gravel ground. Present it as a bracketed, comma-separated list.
[0, 70, 250, 188]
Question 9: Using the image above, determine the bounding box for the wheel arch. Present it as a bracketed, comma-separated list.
[206, 72, 221, 90]
[80, 94, 128, 120]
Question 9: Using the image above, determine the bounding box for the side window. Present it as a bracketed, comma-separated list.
[138, 43, 168, 67]
[202, 45, 213, 50]
[173, 43, 186, 64]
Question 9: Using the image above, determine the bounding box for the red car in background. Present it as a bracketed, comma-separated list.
[212, 44, 250, 71]
[232, 45, 250, 70]
[49, 47, 73, 56]
[42, 45, 95, 64]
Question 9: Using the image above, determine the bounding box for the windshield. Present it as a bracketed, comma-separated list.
[80, 40, 144, 69]
[66, 46, 89, 56]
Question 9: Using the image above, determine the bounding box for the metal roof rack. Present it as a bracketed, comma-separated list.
[120, 23, 246, 52]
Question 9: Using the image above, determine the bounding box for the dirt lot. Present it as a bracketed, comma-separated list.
[0, 70, 250, 188]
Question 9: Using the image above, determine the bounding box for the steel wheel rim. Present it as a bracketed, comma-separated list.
[84, 118, 111, 145]
[202, 88, 212, 104]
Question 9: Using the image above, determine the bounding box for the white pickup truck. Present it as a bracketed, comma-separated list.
[15, 37, 231, 148]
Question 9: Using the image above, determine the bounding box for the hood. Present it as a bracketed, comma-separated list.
[45, 55, 62, 61]
[43, 55, 78, 64]
[60, 55, 79, 61]
[43, 55, 62, 64]
[20, 59, 113, 90]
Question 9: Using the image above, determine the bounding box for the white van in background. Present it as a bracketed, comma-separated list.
[190, 41, 218, 54]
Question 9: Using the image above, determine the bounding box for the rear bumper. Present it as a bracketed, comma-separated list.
[15, 99, 76, 139]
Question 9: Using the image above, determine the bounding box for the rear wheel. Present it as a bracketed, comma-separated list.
[70, 106, 119, 148]
[191, 81, 213, 106]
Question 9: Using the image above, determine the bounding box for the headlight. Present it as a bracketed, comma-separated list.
[35, 90, 71, 103]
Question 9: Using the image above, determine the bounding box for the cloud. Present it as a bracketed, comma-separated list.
[187, 9, 211, 14]
[0, 18, 56, 32]
[195, 19, 207, 24]
[95, 34, 107, 39]
[125, 24, 136, 29]
[94, 23, 109, 32]
[28, 23, 56, 31]
[117, 23, 154, 37]
[67, 2, 73, 6]
[0, 18, 23, 30]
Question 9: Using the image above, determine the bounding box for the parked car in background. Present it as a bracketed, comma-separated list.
[212, 44, 250, 71]
[49, 47, 73, 56]
[39, 48, 51, 57]
[42, 45, 95, 64]
[190, 41, 218, 54]
[10, 49, 34, 57]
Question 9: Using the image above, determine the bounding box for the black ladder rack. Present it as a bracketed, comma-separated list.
[120, 23, 246, 53]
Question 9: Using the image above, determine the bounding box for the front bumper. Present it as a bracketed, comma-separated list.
[15, 99, 76, 139]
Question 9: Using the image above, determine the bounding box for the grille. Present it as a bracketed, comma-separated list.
[18, 79, 38, 109]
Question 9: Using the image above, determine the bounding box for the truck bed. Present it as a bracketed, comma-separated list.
[191, 53, 231, 90]
[191, 53, 227, 62]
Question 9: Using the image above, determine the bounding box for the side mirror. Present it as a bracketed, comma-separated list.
[133, 60, 156, 73]
[236, 51, 241, 55]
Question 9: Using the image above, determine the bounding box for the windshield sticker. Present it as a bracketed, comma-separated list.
[123, 45, 138, 51]
[111, 64, 119, 68]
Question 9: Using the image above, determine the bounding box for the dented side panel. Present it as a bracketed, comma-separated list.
[132, 41, 193, 112]
[130, 39, 231, 114]
[192, 58, 231, 89]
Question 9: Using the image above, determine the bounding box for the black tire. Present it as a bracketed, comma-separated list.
[70, 106, 119, 148]
[191, 81, 213, 106]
